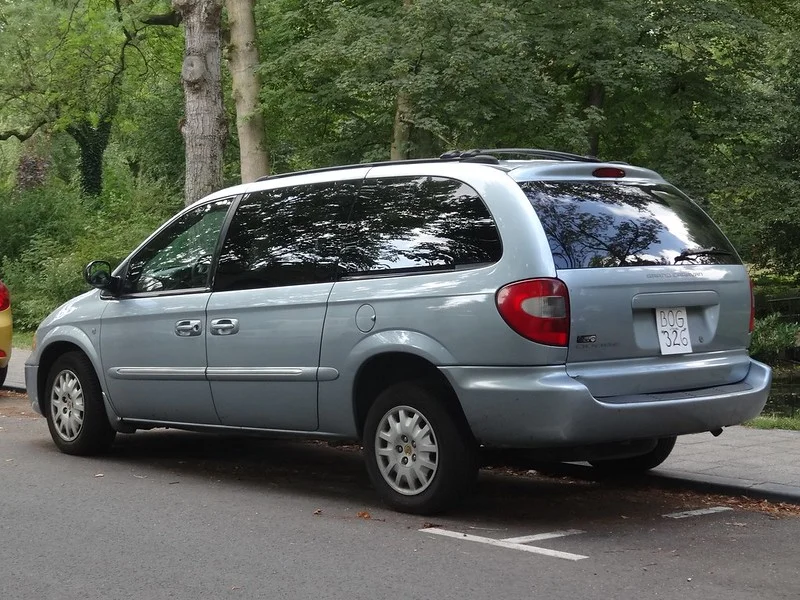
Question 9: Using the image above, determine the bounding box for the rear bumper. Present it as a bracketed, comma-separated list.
[440, 359, 771, 448]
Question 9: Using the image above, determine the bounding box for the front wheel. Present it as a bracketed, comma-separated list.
[44, 352, 116, 455]
[589, 436, 677, 475]
[363, 381, 477, 515]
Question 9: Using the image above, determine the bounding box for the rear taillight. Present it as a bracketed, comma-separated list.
[748, 277, 755, 333]
[0, 282, 9, 312]
[496, 278, 570, 346]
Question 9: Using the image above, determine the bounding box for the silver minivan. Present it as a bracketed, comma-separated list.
[26, 149, 771, 513]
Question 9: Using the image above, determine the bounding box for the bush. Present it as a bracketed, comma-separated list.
[750, 313, 800, 364]
[1, 177, 181, 330]
[0, 181, 86, 266]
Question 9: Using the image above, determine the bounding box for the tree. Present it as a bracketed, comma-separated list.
[0, 0, 181, 195]
[171, 0, 226, 205]
[389, 0, 414, 160]
[226, 0, 269, 181]
[256, 0, 553, 169]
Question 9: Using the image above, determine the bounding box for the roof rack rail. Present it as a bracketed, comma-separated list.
[440, 148, 601, 163]
[255, 148, 598, 183]
[255, 157, 462, 182]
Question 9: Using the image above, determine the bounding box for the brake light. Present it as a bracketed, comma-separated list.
[748, 277, 755, 333]
[496, 278, 570, 346]
[593, 167, 626, 178]
[0, 282, 9, 312]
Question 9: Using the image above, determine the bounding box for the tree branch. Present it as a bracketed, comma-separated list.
[0, 119, 48, 142]
[141, 12, 182, 27]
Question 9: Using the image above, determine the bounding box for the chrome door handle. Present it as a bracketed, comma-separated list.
[175, 319, 202, 337]
[210, 318, 240, 336]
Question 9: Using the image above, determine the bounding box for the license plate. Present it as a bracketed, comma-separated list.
[655, 307, 692, 355]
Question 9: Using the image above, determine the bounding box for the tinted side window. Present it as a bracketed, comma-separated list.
[343, 176, 502, 276]
[520, 181, 741, 269]
[124, 199, 232, 294]
[214, 181, 358, 291]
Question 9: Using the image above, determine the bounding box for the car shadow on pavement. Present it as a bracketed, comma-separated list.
[44, 428, 713, 526]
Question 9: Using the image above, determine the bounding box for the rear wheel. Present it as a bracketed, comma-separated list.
[589, 436, 677, 475]
[44, 352, 116, 455]
[363, 381, 477, 514]
[0, 365, 6, 388]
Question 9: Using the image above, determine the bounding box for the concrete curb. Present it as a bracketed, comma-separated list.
[505, 461, 800, 507]
[648, 469, 800, 505]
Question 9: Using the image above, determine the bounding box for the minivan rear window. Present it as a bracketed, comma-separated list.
[519, 181, 741, 269]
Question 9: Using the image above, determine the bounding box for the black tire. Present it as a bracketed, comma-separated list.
[589, 436, 677, 475]
[44, 351, 116, 455]
[0, 365, 6, 388]
[363, 380, 477, 515]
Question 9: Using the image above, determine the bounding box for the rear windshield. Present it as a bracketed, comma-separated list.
[519, 181, 741, 269]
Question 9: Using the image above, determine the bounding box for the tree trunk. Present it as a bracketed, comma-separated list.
[226, 0, 269, 182]
[173, 0, 226, 206]
[390, 91, 413, 160]
[67, 118, 114, 197]
[390, 0, 414, 161]
[585, 82, 605, 158]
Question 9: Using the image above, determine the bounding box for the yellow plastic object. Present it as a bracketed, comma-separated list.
[0, 303, 12, 368]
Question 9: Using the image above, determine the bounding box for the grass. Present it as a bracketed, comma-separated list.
[11, 328, 34, 350]
[744, 414, 800, 431]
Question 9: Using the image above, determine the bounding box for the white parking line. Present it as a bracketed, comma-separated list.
[419, 528, 589, 561]
[663, 506, 733, 519]
[502, 529, 586, 544]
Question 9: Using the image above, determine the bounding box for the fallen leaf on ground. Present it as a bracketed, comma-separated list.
[313, 509, 322, 515]
[356, 511, 371, 519]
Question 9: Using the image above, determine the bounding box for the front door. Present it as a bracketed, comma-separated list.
[100, 198, 233, 423]
[206, 175, 364, 430]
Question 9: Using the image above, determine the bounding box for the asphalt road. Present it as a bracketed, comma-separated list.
[2, 394, 799, 600]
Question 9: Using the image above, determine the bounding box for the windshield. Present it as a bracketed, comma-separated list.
[519, 181, 741, 269]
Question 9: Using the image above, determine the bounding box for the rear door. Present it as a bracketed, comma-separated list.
[519, 179, 752, 396]
[205, 176, 363, 431]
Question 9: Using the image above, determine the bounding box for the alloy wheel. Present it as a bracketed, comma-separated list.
[374, 405, 439, 496]
[50, 369, 85, 442]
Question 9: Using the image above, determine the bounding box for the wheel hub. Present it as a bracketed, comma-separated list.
[375, 406, 438, 496]
[50, 369, 85, 442]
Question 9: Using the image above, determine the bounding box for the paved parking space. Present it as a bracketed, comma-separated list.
[1, 413, 799, 599]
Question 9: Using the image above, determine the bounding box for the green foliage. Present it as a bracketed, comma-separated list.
[258, 0, 558, 169]
[1, 0, 800, 299]
[1, 175, 180, 330]
[749, 313, 800, 364]
[0, 0, 184, 194]
[0, 180, 82, 265]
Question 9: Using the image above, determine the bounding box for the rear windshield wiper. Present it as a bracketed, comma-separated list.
[673, 248, 733, 263]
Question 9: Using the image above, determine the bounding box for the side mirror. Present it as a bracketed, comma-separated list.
[83, 260, 119, 293]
